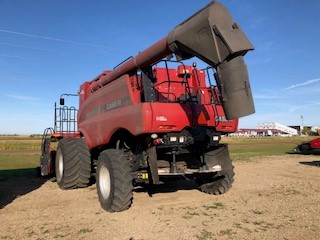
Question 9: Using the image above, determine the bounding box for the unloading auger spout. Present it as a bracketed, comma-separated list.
[89, 0, 255, 119]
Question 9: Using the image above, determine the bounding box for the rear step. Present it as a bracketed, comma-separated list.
[158, 165, 222, 176]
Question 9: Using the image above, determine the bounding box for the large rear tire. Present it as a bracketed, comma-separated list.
[299, 143, 311, 152]
[55, 138, 91, 189]
[197, 144, 235, 195]
[97, 149, 133, 212]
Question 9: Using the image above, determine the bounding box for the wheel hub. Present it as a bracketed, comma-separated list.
[99, 165, 111, 199]
[56, 150, 64, 182]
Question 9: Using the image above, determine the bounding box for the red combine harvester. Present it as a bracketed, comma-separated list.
[38, 1, 254, 212]
[294, 137, 320, 152]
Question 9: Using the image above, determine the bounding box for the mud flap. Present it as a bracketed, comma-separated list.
[204, 145, 232, 169]
[146, 147, 160, 184]
[197, 144, 235, 195]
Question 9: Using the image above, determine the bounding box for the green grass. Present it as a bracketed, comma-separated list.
[195, 229, 215, 240]
[0, 136, 41, 178]
[0, 136, 317, 176]
[222, 136, 316, 160]
[0, 154, 40, 180]
[0, 154, 39, 170]
[0, 136, 41, 150]
[203, 202, 226, 210]
[79, 228, 93, 234]
[0, 140, 41, 151]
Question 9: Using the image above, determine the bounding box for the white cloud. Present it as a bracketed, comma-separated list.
[5, 94, 39, 101]
[289, 102, 320, 113]
[253, 88, 286, 100]
[0, 28, 115, 50]
[254, 93, 284, 99]
[285, 77, 320, 90]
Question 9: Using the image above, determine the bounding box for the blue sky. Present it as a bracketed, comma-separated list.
[0, 0, 319, 134]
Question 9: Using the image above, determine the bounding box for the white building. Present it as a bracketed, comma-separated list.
[257, 122, 298, 136]
[311, 126, 320, 133]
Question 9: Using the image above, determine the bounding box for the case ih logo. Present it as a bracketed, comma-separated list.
[214, 116, 233, 122]
[156, 116, 168, 122]
[82, 97, 130, 120]
[105, 99, 122, 110]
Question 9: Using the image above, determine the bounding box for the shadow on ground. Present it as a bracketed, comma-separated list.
[0, 168, 46, 209]
[134, 179, 198, 196]
[299, 161, 320, 167]
[286, 150, 320, 156]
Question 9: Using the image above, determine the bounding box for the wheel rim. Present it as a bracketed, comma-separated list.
[56, 150, 64, 182]
[99, 165, 111, 200]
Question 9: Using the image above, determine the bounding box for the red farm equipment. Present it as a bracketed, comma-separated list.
[37, 94, 80, 178]
[294, 137, 320, 152]
[38, 1, 254, 212]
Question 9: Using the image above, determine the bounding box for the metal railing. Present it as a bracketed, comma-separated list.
[54, 103, 78, 136]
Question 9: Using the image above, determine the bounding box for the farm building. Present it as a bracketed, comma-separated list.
[230, 122, 299, 137]
[231, 128, 283, 137]
[257, 122, 298, 136]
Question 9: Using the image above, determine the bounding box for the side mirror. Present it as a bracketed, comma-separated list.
[59, 98, 65, 105]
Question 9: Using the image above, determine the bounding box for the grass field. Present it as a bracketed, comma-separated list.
[0, 136, 41, 151]
[0, 136, 41, 179]
[0, 136, 317, 174]
[221, 136, 317, 160]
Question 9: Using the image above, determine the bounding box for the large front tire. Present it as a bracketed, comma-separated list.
[299, 143, 311, 152]
[197, 145, 235, 195]
[97, 149, 133, 212]
[55, 138, 91, 189]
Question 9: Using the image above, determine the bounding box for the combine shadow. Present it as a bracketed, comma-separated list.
[0, 168, 46, 209]
[299, 161, 320, 167]
[286, 150, 320, 156]
[134, 178, 198, 196]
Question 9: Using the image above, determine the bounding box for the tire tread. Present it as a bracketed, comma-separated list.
[97, 149, 133, 212]
[56, 138, 91, 190]
[198, 145, 235, 195]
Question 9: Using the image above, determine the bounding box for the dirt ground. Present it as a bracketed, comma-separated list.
[0, 154, 319, 240]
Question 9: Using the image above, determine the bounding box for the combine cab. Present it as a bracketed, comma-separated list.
[38, 1, 254, 212]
